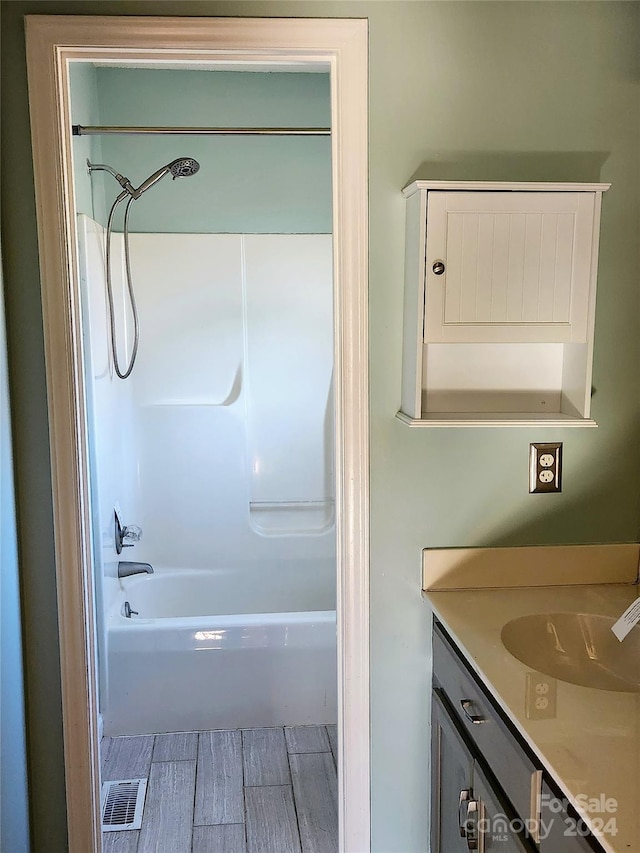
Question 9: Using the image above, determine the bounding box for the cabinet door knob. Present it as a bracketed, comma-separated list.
[432, 260, 445, 275]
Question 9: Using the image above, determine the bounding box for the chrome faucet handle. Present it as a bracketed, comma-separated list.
[122, 525, 142, 545]
[115, 509, 142, 554]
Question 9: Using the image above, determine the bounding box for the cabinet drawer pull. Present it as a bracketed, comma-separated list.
[458, 790, 481, 850]
[464, 800, 481, 851]
[458, 789, 471, 836]
[460, 699, 485, 725]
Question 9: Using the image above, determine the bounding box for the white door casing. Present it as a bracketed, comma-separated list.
[25, 15, 369, 852]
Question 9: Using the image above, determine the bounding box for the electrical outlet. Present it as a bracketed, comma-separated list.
[526, 672, 557, 719]
[529, 442, 562, 493]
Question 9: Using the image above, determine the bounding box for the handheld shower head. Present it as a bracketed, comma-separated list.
[169, 158, 200, 179]
[134, 157, 200, 197]
[94, 155, 201, 380]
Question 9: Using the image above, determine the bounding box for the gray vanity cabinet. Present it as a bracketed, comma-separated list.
[431, 620, 603, 853]
[431, 689, 531, 852]
[431, 690, 474, 852]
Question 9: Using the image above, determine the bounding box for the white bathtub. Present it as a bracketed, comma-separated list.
[103, 569, 337, 736]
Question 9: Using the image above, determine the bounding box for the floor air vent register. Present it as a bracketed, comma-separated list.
[101, 778, 148, 832]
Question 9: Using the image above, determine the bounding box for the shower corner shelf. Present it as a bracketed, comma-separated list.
[249, 500, 335, 537]
[399, 179, 610, 428]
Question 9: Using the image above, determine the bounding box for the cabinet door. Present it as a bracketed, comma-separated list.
[431, 690, 475, 853]
[472, 762, 533, 853]
[424, 190, 596, 344]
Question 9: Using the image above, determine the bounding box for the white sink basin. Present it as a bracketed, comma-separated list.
[501, 612, 640, 693]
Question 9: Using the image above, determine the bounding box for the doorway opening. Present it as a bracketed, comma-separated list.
[73, 59, 337, 850]
[26, 16, 368, 853]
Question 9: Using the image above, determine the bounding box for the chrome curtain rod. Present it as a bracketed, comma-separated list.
[72, 125, 330, 137]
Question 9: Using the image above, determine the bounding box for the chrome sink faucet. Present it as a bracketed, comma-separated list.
[118, 561, 154, 578]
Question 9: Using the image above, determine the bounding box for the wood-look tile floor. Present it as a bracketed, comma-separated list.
[101, 725, 338, 853]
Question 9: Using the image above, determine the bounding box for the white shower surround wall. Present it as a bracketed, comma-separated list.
[78, 215, 336, 581]
[77, 215, 337, 734]
[116, 226, 336, 571]
[104, 568, 337, 736]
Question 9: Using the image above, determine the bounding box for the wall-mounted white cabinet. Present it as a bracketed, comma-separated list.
[399, 181, 610, 427]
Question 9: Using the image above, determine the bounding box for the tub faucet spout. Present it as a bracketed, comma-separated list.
[118, 561, 154, 578]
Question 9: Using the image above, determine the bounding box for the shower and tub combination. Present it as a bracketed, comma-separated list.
[75, 116, 336, 737]
[107, 566, 336, 735]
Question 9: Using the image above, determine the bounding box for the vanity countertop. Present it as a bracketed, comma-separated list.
[425, 582, 640, 853]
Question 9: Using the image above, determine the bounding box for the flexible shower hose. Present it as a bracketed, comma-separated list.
[105, 192, 140, 380]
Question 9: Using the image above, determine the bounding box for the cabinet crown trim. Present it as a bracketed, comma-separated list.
[402, 180, 611, 197]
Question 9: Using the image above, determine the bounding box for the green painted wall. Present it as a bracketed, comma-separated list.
[1, 262, 30, 852]
[69, 63, 105, 224]
[2, 3, 639, 852]
[72, 67, 331, 233]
